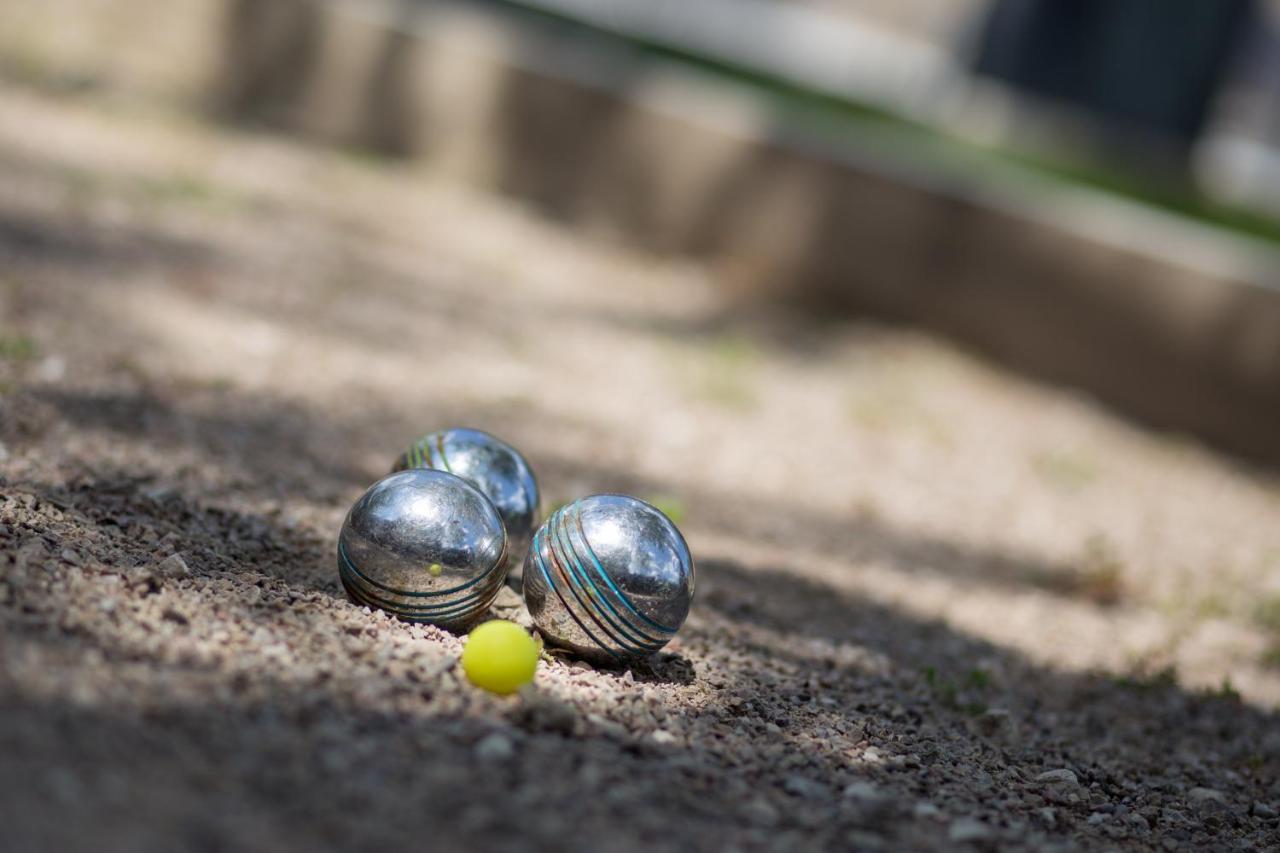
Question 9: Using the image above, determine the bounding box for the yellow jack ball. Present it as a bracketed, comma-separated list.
[461, 619, 540, 694]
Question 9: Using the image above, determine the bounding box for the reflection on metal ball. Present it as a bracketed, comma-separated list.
[338, 468, 507, 630]
[522, 494, 694, 665]
[393, 428, 539, 575]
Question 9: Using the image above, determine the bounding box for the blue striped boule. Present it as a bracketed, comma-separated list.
[522, 494, 695, 665]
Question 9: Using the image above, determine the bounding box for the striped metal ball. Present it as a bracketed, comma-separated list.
[338, 469, 508, 630]
[522, 494, 695, 665]
[393, 428, 539, 575]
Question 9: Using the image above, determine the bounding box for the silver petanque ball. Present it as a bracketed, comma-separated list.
[522, 494, 695, 666]
[393, 428, 539, 576]
[338, 468, 508, 630]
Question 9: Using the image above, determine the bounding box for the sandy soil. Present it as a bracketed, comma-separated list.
[2, 80, 1280, 851]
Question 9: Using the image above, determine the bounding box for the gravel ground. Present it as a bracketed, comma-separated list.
[2, 79, 1280, 852]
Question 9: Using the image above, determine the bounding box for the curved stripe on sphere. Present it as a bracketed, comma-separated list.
[548, 508, 666, 653]
[522, 494, 694, 665]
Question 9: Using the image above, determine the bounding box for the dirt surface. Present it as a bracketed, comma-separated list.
[3, 79, 1280, 852]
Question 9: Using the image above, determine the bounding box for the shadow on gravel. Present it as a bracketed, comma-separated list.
[22, 383, 1096, 604]
[5, 380, 1278, 850]
[0, 206, 219, 273]
[4, 477, 1277, 851]
[529, 449, 1089, 602]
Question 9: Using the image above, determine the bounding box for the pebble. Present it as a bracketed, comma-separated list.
[650, 729, 678, 746]
[1252, 802, 1277, 819]
[473, 733, 515, 761]
[1187, 787, 1225, 804]
[912, 802, 942, 819]
[844, 830, 886, 850]
[511, 690, 578, 735]
[948, 817, 992, 843]
[843, 781, 884, 802]
[1036, 769, 1079, 787]
[1126, 813, 1151, 833]
[744, 797, 780, 827]
[972, 708, 1012, 738]
[783, 775, 826, 799]
[490, 586, 522, 610]
[157, 553, 190, 578]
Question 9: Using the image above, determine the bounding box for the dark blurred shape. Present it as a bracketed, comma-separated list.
[974, 0, 1256, 146]
[219, 0, 325, 121]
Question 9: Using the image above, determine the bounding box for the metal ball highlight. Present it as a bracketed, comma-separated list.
[522, 494, 695, 665]
[393, 428, 539, 575]
[338, 468, 508, 630]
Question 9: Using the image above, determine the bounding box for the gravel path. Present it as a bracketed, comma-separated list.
[2, 80, 1279, 852]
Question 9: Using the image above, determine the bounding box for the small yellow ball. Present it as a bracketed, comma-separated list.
[461, 620, 540, 694]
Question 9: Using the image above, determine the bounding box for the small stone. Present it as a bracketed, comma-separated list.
[948, 817, 992, 843]
[143, 485, 176, 503]
[650, 729, 678, 746]
[1187, 787, 1224, 804]
[157, 553, 190, 578]
[1252, 801, 1277, 819]
[60, 548, 82, 566]
[783, 775, 825, 798]
[843, 781, 884, 801]
[972, 708, 1012, 738]
[844, 830, 886, 850]
[1087, 812, 1106, 825]
[585, 713, 627, 741]
[511, 688, 578, 735]
[35, 355, 66, 382]
[913, 802, 942, 819]
[0, 441, 9, 463]
[1036, 768, 1079, 787]
[162, 607, 189, 625]
[1126, 813, 1150, 833]
[491, 585, 522, 610]
[473, 732, 515, 761]
[744, 797, 779, 826]
[862, 746, 883, 763]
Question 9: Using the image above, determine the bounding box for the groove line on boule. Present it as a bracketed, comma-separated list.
[532, 528, 623, 662]
[339, 563, 495, 615]
[544, 509, 654, 657]
[571, 502, 679, 635]
[553, 507, 666, 650]
[341, 574, 497, 621]
[338, 539, 502, 598]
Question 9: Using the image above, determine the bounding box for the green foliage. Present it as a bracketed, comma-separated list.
[1115, 663, 1179, 692]
[922, 665, 992, 715]
[1070, 534, 1125, 606]
[644, 495, 687, 525]
[0, 334, 36, 362]
[1031, 449, 1099, 493]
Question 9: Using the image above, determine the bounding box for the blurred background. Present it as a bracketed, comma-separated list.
[6, 0, 1278, 459]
